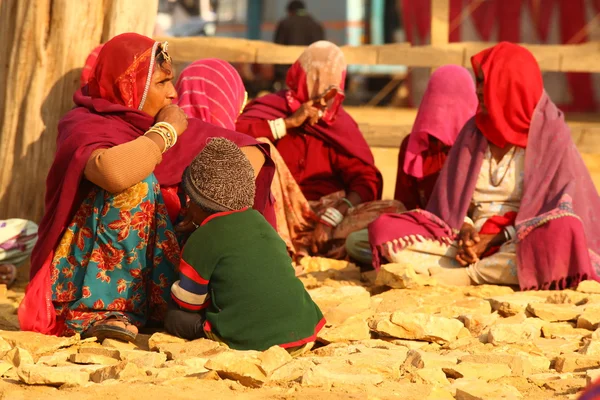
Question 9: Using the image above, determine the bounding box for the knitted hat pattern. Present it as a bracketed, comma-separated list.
[182, 137, 256, 212]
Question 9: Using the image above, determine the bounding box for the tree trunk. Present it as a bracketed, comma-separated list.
[0, 0, 158, 221]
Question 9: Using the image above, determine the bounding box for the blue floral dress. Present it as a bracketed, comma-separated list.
[51, 174, 179, 335]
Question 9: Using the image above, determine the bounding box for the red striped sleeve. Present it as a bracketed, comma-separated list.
[179, 258, 209, 285]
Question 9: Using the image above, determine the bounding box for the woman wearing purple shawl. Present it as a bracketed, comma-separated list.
[369, 42, 600, 290]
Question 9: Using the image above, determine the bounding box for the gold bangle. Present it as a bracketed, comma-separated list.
[145, 127, 171, 153]
[154, 122, 178, 147]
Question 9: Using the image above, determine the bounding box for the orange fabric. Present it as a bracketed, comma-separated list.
[471, 42, 543, 148]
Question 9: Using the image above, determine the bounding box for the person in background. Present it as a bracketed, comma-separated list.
[273, 0, 325, 89]
[346, 65, 478, 265]
[165, 138, 324, 354]
[0, 219, 38, 287]
[237, 41, 403, 260]
[369, 42, 600, 290]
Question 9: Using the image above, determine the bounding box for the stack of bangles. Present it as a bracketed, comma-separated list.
[320, 207, 344, 228]
[145, 121, 178, 153]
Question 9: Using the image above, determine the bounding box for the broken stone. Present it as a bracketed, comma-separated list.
[392, 339, 429, 350]
[18, 364, 90, 387]
[102, 338, 139, 350]
[586, 368, 600, 385]
[78, 346, 120, 359]
[555, 354, 600, 373]
[89, 361, 145, 382]
[69, 353, 118, 366]
[156, 338, 226, 361]
[463, 285, 515, 299]
[35, 350, 75, 367]
[459, 353, 532, 377]
[458, 313, 499, 336]
[375, 263, 436, 289]
[443, 362, 511, 381]
[258, 346, 292, 376]
[416, 367, 450, 386]
[370, 312, 463, 344]
[527, 372, 577, 387]
[577, 280, 600, 294]
[487, 322, 540, 345]
[542, 322, 592, 340]
[488, 294, 545, 317]
[268, 358, 314, 383]
[426, 387, 455, 399]
[310, 343, 349, 357]
[3, 347, 34, 367]
[0, 331, 79, 357]
[533, 337, 581, 358]
[405, 349, 458, 369]
[526, 303, 582, 322]
[307, 286, 371, 325]
[579, 339, 600, 356]
[543, 377, 586, 393]
[0, 361, 12, 377]
[317, 315, 371, 344]
[119, 349, 167, 368]
[147, 332, 187, 352]
[205, 350, 266, 387]
[0, 337, 12, 354]
[577, 307, 600, 331]
[437, 298, 492, 319]
[453, 379, 523, 400]
[301, 364, 384, 388]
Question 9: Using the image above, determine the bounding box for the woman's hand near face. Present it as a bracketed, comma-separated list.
[156, 104, 188, 137]
[284, 100, 319, 129]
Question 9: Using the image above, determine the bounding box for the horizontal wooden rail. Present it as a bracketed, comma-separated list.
[156, 36, 600, 73]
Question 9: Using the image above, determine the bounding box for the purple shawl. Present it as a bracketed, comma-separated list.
[369, 92, 600, 290]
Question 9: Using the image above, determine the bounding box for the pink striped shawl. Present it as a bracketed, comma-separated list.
[175, 59, 246, 130]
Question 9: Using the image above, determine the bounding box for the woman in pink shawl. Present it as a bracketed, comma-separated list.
[19, 34, 274, 341]
[236, 41, 403, 260]
[346, 65, 477, 265]
[369, 42, 600, 290]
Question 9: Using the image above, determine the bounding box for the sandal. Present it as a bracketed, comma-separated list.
[0, 264, 17, 288]
[81, 314, 137, 343]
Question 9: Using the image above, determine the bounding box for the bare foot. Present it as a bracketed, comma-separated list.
[0, 264, 17, 287]
[98, 317, 138, 335]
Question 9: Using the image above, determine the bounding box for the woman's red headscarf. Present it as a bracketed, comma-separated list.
[80, 45, 104, 88]
[19, 33, 273, 335]
[471, 42, 544, 148]
[175, 59, 246, 130]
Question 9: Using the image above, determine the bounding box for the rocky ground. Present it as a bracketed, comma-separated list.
[1, 258, 600, 399]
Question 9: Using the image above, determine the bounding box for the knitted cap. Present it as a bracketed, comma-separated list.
[182, 137, 256, 212]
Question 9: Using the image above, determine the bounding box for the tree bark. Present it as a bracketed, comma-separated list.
[0, 0, 158, 221]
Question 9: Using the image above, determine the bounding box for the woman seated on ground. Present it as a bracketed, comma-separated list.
[18, 33, 274, 341]
[236, 41, 403, 259]
[368, 42, 600, 289]
[0, 219, 38, 287]
[164, 138, 324, 354]
[345, 65, 477, 265]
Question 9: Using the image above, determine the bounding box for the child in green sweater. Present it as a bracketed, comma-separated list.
[165, 138, 324, 352]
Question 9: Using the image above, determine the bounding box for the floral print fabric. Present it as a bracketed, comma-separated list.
[51, 174, 179, 335]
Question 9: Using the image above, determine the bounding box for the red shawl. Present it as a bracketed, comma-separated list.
[472, 42, 543, 148]
[19, 33, 274, 335]
[239, 91, 382, 197]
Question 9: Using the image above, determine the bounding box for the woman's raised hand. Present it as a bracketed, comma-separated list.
[156, 105, 188, 137]
[284, 100, 320, 129]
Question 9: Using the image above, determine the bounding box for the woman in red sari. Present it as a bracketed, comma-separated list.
[237, 41, 402, 259]
[19, 33, 274, 340]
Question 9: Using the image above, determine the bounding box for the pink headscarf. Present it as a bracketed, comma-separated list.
[403, 65, 478, 178]
[175, 59, 246, 130]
